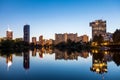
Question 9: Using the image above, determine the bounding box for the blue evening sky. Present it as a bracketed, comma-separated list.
[0, 0, 120, 40]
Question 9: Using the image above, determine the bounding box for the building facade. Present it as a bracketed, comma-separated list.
[90, 20, 106, 39]
[80, 35, 89, 43]
[55, 33, 67, 45]
[54, 33, 77, 45]
[23, 24, 30, 43]
[54, 33, 88, 45]
[39, 35, 43, 45]
[32, 37, 37, 45]
[6, 28, 13, 40]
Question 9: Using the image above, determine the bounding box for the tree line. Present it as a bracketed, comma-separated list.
[55, 39, 90, 52]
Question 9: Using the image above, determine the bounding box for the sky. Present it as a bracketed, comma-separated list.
[0, 0, 120, 40]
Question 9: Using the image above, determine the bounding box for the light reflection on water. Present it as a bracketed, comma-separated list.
[0, 48, 120, 80]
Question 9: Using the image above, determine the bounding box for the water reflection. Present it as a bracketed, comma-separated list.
[0, 48, 120, 70]
[0, 48, 120, 80]
[90, 50, 107, 74]
[90, 49, 120, 74]
[54, 49, 89, 60]
[6, 54, 13, 71]
[23, 51, 30, 70]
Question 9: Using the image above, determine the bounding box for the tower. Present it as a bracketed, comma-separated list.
[23, 24, 30, 43]
[90, 20, 106, 39]
[6, 28, 13, 40]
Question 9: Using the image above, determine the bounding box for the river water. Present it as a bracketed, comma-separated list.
[0, 48, 120, 80]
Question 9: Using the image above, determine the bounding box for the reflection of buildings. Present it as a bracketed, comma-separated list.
[90, 51, 107, 74]
[6, 54, 13, 70]
[79, 51, 89, 58]
[23, 24, 30, 43]
[23, 51, 30, 70]
[90, 20, 106, 39]
[54, 49, 89, 60]
[6, 28, 13, 40]
[38, 48, 45, 58]
[54, 33, 89, 45]
[32, 48, 37, 56]
[37, 48, 53, 58]
[45, 39, 53, 45]
[54, 49, 79, 60]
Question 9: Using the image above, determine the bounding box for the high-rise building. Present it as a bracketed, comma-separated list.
[6, 28, 13, 40]
[90, 20, 106, 39]
[32, 37, 37, 45]
[23, 24, 30, 43]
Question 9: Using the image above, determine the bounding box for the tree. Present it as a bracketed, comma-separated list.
[0, 39, 14, 51]
[112, 29, 120, 43]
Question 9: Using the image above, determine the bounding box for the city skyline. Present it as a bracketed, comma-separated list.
[0, 0, 120, 40]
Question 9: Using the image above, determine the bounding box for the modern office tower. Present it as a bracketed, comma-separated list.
[23, 51, 30, 70]
[23, 24, 30, 43]
[32, 37, 37, 45]
[90, 20, 106, 39]
[6, 28, 13, 40]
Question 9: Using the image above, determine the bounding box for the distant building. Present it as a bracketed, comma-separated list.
[23, 24, 30, 43]
[80, 35, 89, 43]
[90, 20, 106, 39]
[32, 37, 37, 45]
[6, 28, 13, 40]
[54, 33, 89, 45]
[67, 33, 77, 41]
[39, 35, 43, 45]
[0, 38, 2, 42]
[54, 33, 77, 45]
[55, 33, 67, 45]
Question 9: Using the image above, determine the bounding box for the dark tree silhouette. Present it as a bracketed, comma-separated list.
[112, 29, 120, 43]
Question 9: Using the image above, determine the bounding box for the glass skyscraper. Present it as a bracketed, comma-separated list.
[23, 24, 30, 43]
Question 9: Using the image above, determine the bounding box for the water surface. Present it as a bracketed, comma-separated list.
[0, 49, 120, 80]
